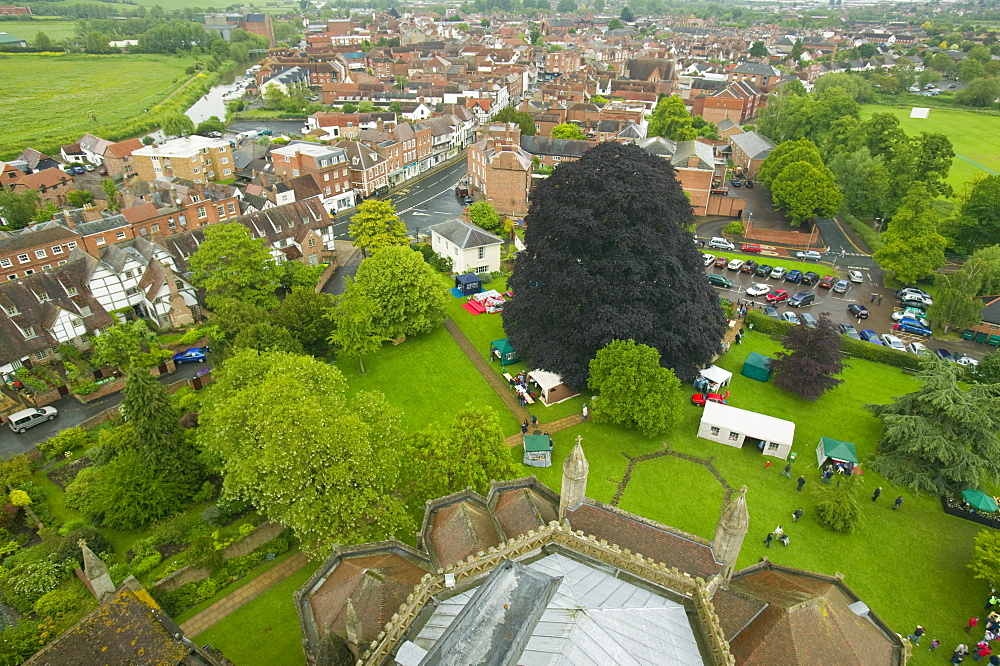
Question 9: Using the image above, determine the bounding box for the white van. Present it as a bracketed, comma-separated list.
[8, 406, 58, 433]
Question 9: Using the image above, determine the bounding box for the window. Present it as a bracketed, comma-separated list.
[324, 173, 330, 182]
[34, 348, 48, 360]
[478, 247, 486, 260]
[0, 259, 10, 268]
[217, 206, 225, 217]
[4, 305, 17, 315]
[42, 264, 50, 271]
[116, 231, 126, 240]
[95, 237, 106, 246]
[6, 274, 15, 281]
[474, 265, 490, 274]
[197, 207, 207, 218]
[175, 280, 184, 291]
[308, 238, 316, 248]
[17, 254, 29, 264]
[67, 242, 77, 250]
[728, 431, 740, 441]
[151, 224, 160, 233]
[191, 195, 200, 202]
[227, 203, 235, 214]
[710, 426, 720, 436]
[179, 215, 187, 226]
[223, 169, 231, 176]
[79, 305, 92, 316]
[767, 442, 780, 451]
[220, 156, 229, 164]
[34, 249, 46, 259]
[51, 245, 63, 254]
[23, 269, 33, 275]
[193, 167, 200, 174]
[125, 287, 139, 296]
[123, 270, 133, 279]
[168, 219, 176, 230]
[57, 260, 67, 266]
[22, 326, 36, 339]
[66, 286, 78, 296]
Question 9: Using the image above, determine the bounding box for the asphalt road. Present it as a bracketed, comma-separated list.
[0, 362, 209, 460]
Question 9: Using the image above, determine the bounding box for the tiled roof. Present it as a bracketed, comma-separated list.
[423, 494, 503, 570]
[426, 218, 502, 249]
[519, 136, 594, 159]
[490, 484, 558, 539]
[979, 295, 1000, 325]
[76, 214, 129, 236]
[730, 131, 776, 160]
[0, 222, 79, 255]
[105, 138, 144, 159]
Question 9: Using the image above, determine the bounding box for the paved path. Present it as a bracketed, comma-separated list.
[180, 551, 309, 637]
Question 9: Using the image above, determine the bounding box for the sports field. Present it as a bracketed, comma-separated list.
[0, 53, 200, 159]
[860, 104, 1000, 194]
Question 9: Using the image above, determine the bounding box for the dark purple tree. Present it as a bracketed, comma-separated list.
[769, 314, 845, 400]
[501, 142, 727, 388]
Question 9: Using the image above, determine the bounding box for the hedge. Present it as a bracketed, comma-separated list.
[840, 213, 881, 253]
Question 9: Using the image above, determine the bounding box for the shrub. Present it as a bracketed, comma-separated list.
[71, 381, 100, 396]
[7, 492, 29, 508]
[38, 427, 91, 460]
[191, 480, 216, 504]
[722, 220, 744, 235]
[107, 563, 131, 587]
[840, 213, 881, 252]
[745, 310, 793, 336]
[201, 504, 224, 526]
[839, 336, 917, 369]
[0, 456, 33, 490]
[57, 519, 86, 536]
[214, 494, 251, 523]
[54, 527, 111, 566]
[32, 588, 85, 618]
[0, 559, 64, 612]
[129, 552, 163, 578]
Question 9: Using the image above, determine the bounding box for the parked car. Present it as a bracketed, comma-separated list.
[839, 323, 862, 339]
[796, 250, 822, 261]
[818, 275, 836, 289]
[691, 391, 729, 406]
[714, 256, 729, 268]
[788, 291, 815, 307]
[708, 237, 735, 250]
[781, 311, 801, 324]
[899, 290, 933, 306]
[848, 270, 864, 283]
[703, 254, 716, 267]
[708, 274, 732, 288]
[745, 283, 771, 297]
[8, 406, 58, 433]
[770, 266, 787, 280]
[907, 342, 929, 356]
[727, 259, 744, 271]
[898, 287, 931, 299]
[880, 334, 906, 351]
[744, 180, 754, 189]
[84, 164, 95, 172]
[98, 167, 108, 176]
[833, 279, 850, 294]
[755, 264, 773, 277]
[173, 347, 210, 364]
[894, 319, 932, 336]
[464, 195, 474, 205]
[860, 330, 882, 344]
[763, 306, 780, 319]
[801, 272, 820, 286]
[741, 260, 759, 273]
[892, 307, 927, 323]
[847, 304, 869, 319]
[741, 243, 762, 253]
[731, 178, 742, 187]
[784, 270, 803, 284]
[800, 312, 818, 327]
[256, 127, 273, 135]
[934, 348, 954, 362]
[71, 166, 86, 175]
[766, 289, 789, 303]
[900, 298, 930, 311]
[954, 352, 978, 366]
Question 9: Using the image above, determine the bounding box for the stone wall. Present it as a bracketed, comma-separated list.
[76, 376, 126, 403]
[743, 217, 821, 248]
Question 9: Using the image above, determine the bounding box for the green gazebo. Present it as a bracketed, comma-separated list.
[522, 434, 552, 467]
[490, 338, 520, 366]
[815, 437, 859, 470]
[741, 352, 773, 382]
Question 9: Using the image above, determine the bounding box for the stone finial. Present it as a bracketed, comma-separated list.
[559, 438, 589, 521]
[80, 541, 115, 601]
[345, 598, 360, 647]
[712, 485, 750, 582]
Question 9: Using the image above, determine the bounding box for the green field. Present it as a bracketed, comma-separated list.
[7, 20, 81, 43]
[0, 53, 201, 158]
[861, 104, 1000, 194]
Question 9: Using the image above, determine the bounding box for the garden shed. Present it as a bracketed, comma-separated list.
[698, 401, 795, 460]
[815, 437, 858, 470]
[698, 365, 733, 391]
[454, 273, 482, 296]
[489, 338, 520, 366]
[741, 353, 772, 382]
[522, 433, 552, 467]
[528, 370, 579, 406]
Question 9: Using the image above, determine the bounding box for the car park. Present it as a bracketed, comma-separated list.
[755, 264, 773, 277]
[691, 391, 729, 406]
[907, 341, 929, 356]
[714, 256, 729, 268]
[708, 237, 735, 250]
[892, 307, 927, 323]
[796, 250, 822, 261]
[801, 272, 820, 286]
[173, 347, 209, 364]
[880, 334, 906, 351]
[860, 330, 882, 344]
[800, 313, 817, 327]
[784, 270, 803, 284]
[764, 306, 780, 319]
[708, 274, 731, 288]
[833, 279, 849, 294]
[894, 319, 932, 336]
[848, 270, 864, 283]
[703, 254, 716, 267]
[766, 289, 789, 304]
[770, 266, 787, 280]
[745, 283, 771, 297]
[818, 275, 836, 289]
[788, 291, 815, 307]
[781, 311, 800, 324]
[838, 323, 862, 339]
[741, 243, 762, 253]
[727, 259, 744, 271]
[847, 304, 869, 319]
[741, 260, 758, 273]
[935, 348, 954, 362]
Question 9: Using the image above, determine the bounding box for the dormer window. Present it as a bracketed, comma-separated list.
[38, 292, 50, 302]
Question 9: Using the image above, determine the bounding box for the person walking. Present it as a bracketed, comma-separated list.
[969, 617, 979, 633]
[521, 420, 528, 435]
[781, 462, 793, 479]
[581, 404, 588, 422]
[893, 496, 903, 510]
[908, 625, 925, 645]
[955, 644, 970, 665]
[878, 294, 884, 305]
[931, 639, 940, 651]
[870, 293, 877, 303]
[792, 507, 803, 522]
[531, 414, 538, 427]
[763, 532, 774, 548]
[839, 249, 846, 258]
[872, 487, 882, 502]
[765, 460, 771, 470]
[797, 476, 806, 491]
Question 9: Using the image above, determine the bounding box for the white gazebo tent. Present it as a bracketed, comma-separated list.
[697, 401, 795, 460]
[698, 365, 733, 391]
[528, 369, 579, 406]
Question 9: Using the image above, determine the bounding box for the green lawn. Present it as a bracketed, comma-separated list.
[192, 561, 317, 666]
[861, 103, 1000, 193]
[0, 53, 199, 159]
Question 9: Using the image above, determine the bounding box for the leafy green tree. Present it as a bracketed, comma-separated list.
[328, 291, 383, 373]
[756, 87, 814, 143]
[468, 200, 501, 232]
[769, 314, 844, 400]
[551, 122, 586, 140]
[198, 350, 411, 557]
[960, 58, 987, 82]
[34, 32, 53, 50]
[161, 112, 194, 137]
[194, 116, 226, 136]
[770, 161, 842, 225]
[620, 5, 634, 22]
[970, 529, 1000, 586]
[389, 100, 403, 116]
[31, 200, 59, 224]
[930, 273, 983, 334]
[607, 18, 623, 30]
[790, 39, 804, 61]
[403, 405, 516, 503]
[91, 319, 170, 371]
[749, 40, 767, 57]
[587, 340, 683, 437]
[347, 246, 447, 339]
[190, 222, 280, 310]
[647, 95, 697, 141]
[556, 0, 577, 11]
[872, 184, 946, 283]
[812, 473, 863, 533]
[492, 106, 537, 136]
[278, 259, 325, 290]
[229, 322, 305, 355]
[0, 185, 40, 230]
[593, 0, 604, 11]
[970, 351, 1000, 385]
[66, 190, 93, 207]
[867, 359, 1000, 495]
[917, 70, 941, 88]
[930, 52, 957, 76]
[758, 139, 824, 187]
[101, 178, 119, 211]
[950, 175, 1000, 251]
[827, 147, 890, 219]
[348, 199, 408, 256]
[273, 287, 335, 357]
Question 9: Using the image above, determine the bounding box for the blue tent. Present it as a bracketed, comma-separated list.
[455, 273, 482, 296]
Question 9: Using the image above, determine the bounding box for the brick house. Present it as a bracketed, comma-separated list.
[270, 141, 355, 211]
[10, 168, 75, 207]
[132, 136, 234, 184]
[728, 131, 776, 177]
[0, 222, 82, 282]
[636, 137, 718, 216]
[728, 62, 783, 94]
[690, 80, 765, 125]
[121, 182, 243, 239]
[467, 123, 534, 219]
[102, 138, 144, 183]
[335, 141, 388, 198]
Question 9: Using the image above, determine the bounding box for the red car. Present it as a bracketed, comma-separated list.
[741, 243, 762, 253]
[692, 391, 729, 406]
[766, 289, 789, 303]
[714, 256, 728, 268]
[818, 275, 836, 289]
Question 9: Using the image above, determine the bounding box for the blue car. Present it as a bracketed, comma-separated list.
[894, 318, 932, 337]
[764, 306, 780, 320]
[784, 270, 803, 284]
[859, 330, 882, 344]
[173, 347, 209, 364]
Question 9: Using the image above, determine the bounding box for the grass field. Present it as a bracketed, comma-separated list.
[8, 20, 81, 43]
[861, 103, 1000, 194]
[0, 53, 199, 159]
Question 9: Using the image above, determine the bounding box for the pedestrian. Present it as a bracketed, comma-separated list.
[955, 644, 970, 665]
[765, 460, 771, 470]
[763, 532, 773, 548]
[872, 487, 882, 502]
[893, 496, 903, 510]
[781, 462, 792, 479]
[822, 469, 834, 484]
[521, 420, 528, 435]
[871, 292, 877, 303]
[908, 625, 925, 645]
[531, 414, 538, 427]
[792, 507, 803, 522]
[974, 642, 992, 661]
[518, 394, 526, 408]
[878, 294, 883, 305]
[797, 476, 806, 491]
[582, 404, 588, 422]
[985, 593, 998, 611]
[839, 249, 846, 258]
[969, 617, 980, 633]
[989, 654, 998, 666]
[931, 639, 940, 650]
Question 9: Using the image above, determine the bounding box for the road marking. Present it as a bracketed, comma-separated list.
[411, 211, 431, 216]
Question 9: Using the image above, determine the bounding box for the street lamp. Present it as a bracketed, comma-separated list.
[875, 217, 884, 233]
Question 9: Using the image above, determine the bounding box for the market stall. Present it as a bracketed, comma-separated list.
[528, 370, 579, 406]
[815, 437, 858, 472]
[522, 433, 553, 467]
[454, 273, 482, 296]
[696, 365, 733, 392]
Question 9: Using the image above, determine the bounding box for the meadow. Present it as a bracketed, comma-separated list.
[2, 19, 80, 43]
[0, 53, 201, 159]
[860, 103, 1000, 194]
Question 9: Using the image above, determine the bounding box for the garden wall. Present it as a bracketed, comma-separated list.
[76, 377, 125, 403]
[744, 217, 822, 248]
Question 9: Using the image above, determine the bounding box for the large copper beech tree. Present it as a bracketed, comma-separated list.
[502, 142, 727, 388]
